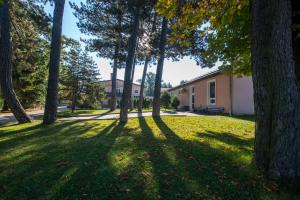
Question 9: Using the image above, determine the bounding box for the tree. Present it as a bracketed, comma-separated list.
[0, 0, 31, 123]
[152, 18, 168, 117]
[171, 96, 179, 109]
[157, 0, 300, 180]
[138, 11, 159, 112]
[71, 0, 129, 111]
[119, 5, 141, 123]
[60, 40, 105, 110]
[43, 0, 66, 124]
[180, 80, 187, 85]
[160, 91, 171, 109]
[251, 0, 300, 180]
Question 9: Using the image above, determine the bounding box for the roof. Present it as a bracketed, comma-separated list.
[168, 70, 221, 92]
[100, 79, 141, 86]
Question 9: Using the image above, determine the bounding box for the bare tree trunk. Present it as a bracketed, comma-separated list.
[138, 57, 150, 112]
[129, 58, 137, 111]
[119, 8, 140, 123]
[252, 0, 300, 180]
[43, 0, 65, 124]
[110, 64, 117, 111]
[152, 18, 168, 117]
[1, 100, 9, 112]
[0, 1, 31, 123]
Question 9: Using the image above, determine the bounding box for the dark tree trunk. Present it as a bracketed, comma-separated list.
[129, 58, 137, 111]
[110, 45, 119, 111]
[0, 1, 31, 123]
[119, 8, 140, 123]
[43, 0, 65, 124]
[252, 0, 300, 180]
[1, 100, 9, 112]
[138, 57, 150, 112]
[71, 89, 77, 113]
[292, 0, 300, 83]
[152, 18, 168, 117]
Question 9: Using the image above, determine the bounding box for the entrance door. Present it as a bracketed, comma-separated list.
[190, 86, 195, 111]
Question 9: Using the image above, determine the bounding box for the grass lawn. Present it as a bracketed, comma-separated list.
[0, 116, 299, 199]
[58, 108, 173, 117]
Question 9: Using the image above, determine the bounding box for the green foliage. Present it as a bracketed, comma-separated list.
[10, 0, 50, 108]
[161, 91, 171, 109]
[145, 72, 156, 97]
[60, 39, 105, 109]
[156, 0, 251, 75]
[142, 97, 152, 109]
[171, 96, 180, 109]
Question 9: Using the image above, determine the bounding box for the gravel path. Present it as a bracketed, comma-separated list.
[0, 108, 201, 124]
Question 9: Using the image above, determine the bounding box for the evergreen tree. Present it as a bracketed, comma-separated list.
[71, 0, 129, 111]
[0, 0, 31, 123]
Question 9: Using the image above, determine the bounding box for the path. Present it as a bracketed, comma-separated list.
[58, 111, 200, 121]
[0, 106, 68, 124]
[0, 109, 200, 124]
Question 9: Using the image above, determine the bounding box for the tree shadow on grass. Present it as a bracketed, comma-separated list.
[0, 120, 126, 200]
[151, 116, 289, 200]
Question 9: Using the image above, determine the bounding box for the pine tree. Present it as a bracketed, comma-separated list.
[43, 0, 66, 124]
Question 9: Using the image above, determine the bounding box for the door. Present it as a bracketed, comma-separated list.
[190, 86, 195, 111]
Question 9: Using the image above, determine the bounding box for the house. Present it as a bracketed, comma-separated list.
[100, 79, 142, 107]
[168, 70, 254, 115]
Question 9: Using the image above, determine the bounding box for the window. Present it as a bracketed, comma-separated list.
[178, 90, 181, 95]
[134, 90, 139, 94]
[192, 86, 195, 94]
[117, 88, 121, 94]
[207, 80, 216, 105]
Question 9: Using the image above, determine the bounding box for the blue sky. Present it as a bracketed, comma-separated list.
[45, 1, 217, 86]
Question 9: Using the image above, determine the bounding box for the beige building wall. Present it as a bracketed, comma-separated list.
[169, 73, 254, 115]
[192, 74, 231, 112]
[232, 76, 254, 115]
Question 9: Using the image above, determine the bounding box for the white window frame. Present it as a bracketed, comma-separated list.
[207, 79, 216, 106]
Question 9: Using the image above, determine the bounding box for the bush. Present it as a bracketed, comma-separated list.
[142, 97, 151, 109]
[171, 97, 180, 109]
[161, 91, 171, 109]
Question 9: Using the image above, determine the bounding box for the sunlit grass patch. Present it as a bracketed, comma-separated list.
[0, 116, 299, 200]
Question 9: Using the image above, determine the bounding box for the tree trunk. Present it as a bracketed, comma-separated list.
[0, 1, 31, 123]
[119, 8, 140, 123]
[43, 0, 65, 124]
[110, 45, 119, 111]
[1, 100, 9, 112]
[152, 18, 168, 117]
[252, 0, 300, 180]
[138, 57, 150, 112]
[71, 89, 77, 113]
[129, 58, 137, 111]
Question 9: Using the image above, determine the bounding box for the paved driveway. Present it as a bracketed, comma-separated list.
[58, 111, 200, 121]
[0, 106, 68, 124]
[0, 109, 200, 124]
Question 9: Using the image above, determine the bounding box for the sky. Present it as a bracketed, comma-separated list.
[45, 1, 217, 86]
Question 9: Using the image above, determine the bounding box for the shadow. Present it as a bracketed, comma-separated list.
[231, 115, 256, 122]
[151, 116, 275, 200]
[1, 117, 299, 199]
[197, 130, 254, 149]
[58, 109, 113, 118]
[0, 119, 125, 199]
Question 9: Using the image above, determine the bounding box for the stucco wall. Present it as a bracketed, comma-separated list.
[232, 76, 254, 115]
[192, 74, 231, 112]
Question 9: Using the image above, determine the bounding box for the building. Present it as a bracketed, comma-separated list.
[168, 70, 254, 115]
[100, 79, 142, 107]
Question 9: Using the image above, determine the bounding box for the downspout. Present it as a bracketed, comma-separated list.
[229, 74, 233, 116]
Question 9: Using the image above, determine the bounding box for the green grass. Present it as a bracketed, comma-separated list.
[0, 116, 299, 200]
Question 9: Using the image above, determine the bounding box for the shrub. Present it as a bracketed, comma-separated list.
[161, 91, 171, 109]
[171, 97, 180, 109]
